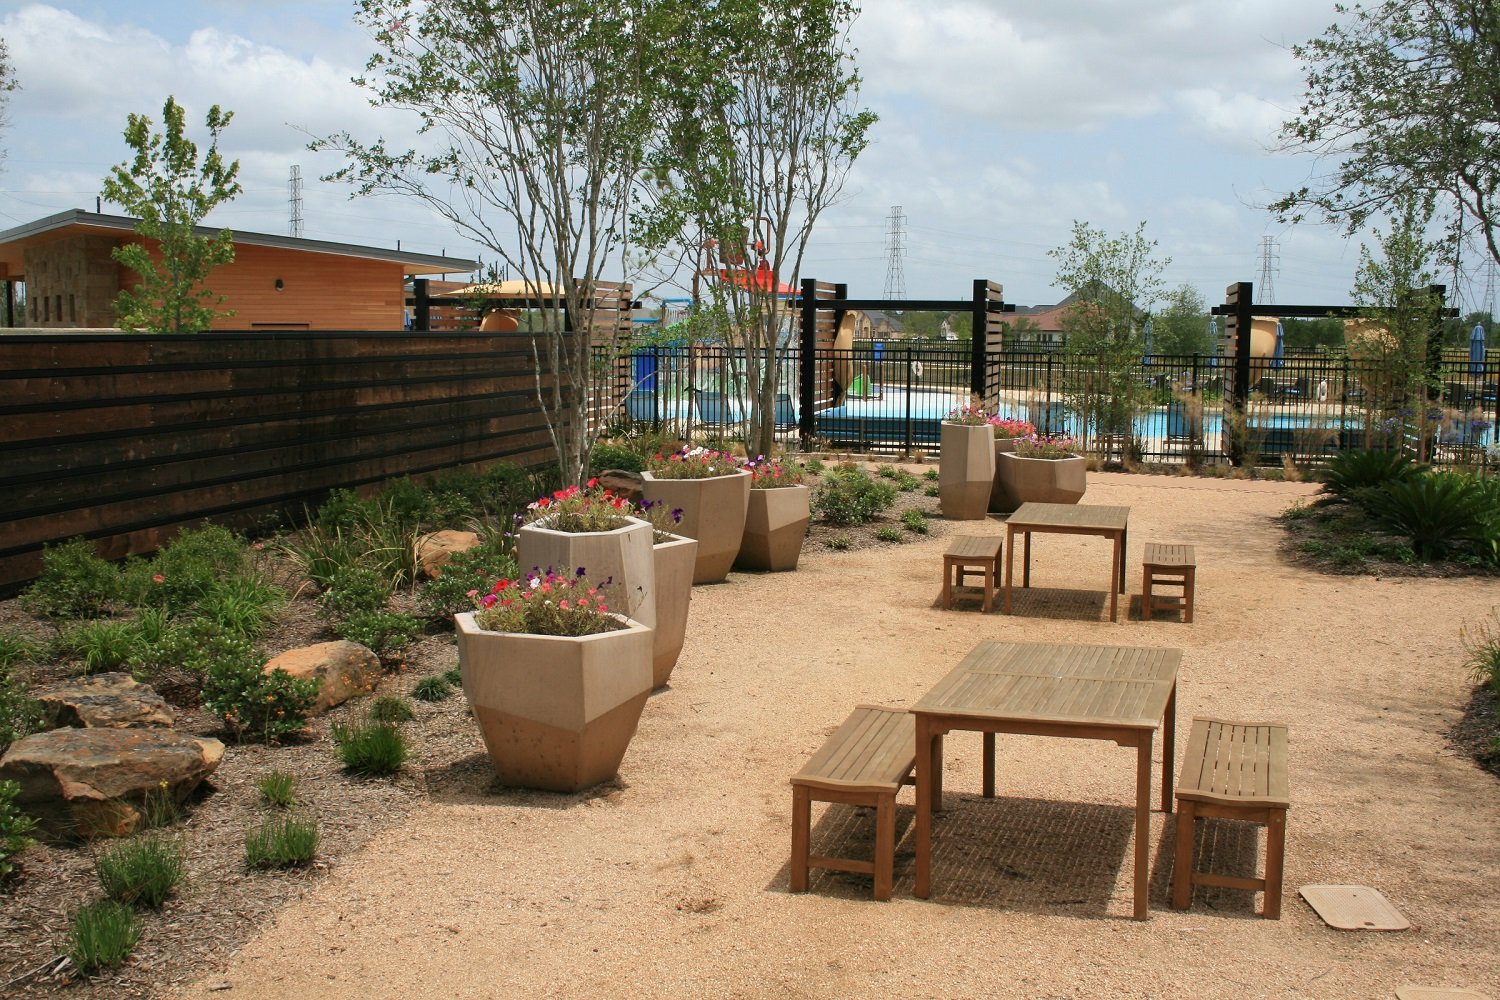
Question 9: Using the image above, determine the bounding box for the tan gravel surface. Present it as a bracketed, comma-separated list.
[169, 472, 1500, 1000]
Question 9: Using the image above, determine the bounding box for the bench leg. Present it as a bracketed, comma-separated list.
[1183, 569, 1196, 623]
[1142, 568, 1154, 621]
[1263, 808, 1287, 919]
[874, 793, 895, 901]
[790, 786, 811, 893]
[1171, 800, 1196, 910]
[982, 732, 995, 797]
[941, 560, 953, 610]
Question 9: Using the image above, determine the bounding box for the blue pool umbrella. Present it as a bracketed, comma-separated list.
[1471, 323, 1487, 376]
[1207, 318, 1218, 366]
[1271, 321, 1285, 369]
[1141, 319, 1153, 365]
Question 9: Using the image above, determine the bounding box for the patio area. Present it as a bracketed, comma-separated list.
[168, 472, 1500, 999]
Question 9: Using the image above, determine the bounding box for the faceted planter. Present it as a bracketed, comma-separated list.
[939, 422, 996, 520]
[455, 612, 653, 793]
[734, 484, 811, 572]
[994, 452, 1088, 510]
[651, 532, 698, 689]
[641, 468, 752, 584]
[515, 515, 656, 630]
[987, 436, 1024, 513]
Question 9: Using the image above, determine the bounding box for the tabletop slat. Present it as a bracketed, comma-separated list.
[1008, 503, 1130, 531]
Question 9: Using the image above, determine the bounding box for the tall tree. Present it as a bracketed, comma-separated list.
[0, 38, 15, 166]
[1273, 1, 1500, 267]
[314, 0, 667, 486]
[101, 97, 242, 333]
[1154, 284, 1214, 357]
[654, 0, 874, 457]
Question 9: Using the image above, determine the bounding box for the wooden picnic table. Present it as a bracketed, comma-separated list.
[1003, 502, 1130, 622]
[912, 640, 1181, 919]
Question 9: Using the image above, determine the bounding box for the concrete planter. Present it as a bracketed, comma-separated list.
[994, 451, 1088, 509]
[939, 422, 996, 520]
[515, 515, 656, 630]
[987, 436, 1025, 513]
[641, 468, 751, 584]
[650, 532, 697, 689]
[455, 612, 652, 793]
[734, 484, 811, 572]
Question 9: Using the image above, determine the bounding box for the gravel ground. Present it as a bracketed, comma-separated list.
[7, 470, 1500, 999]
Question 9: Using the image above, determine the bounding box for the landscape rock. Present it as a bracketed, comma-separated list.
[595, 470, 645, 506]
[415, 530, 482, 578]
[35, 672, 175, 730]
[0, 727, 225, 839]
[264, 640, 380, 713]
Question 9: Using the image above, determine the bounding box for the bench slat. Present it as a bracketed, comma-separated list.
[793, 706, 916, 793]
[1177, 716, 1288, 807]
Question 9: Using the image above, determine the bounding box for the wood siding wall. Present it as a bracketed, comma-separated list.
[0, 330, 559, 589]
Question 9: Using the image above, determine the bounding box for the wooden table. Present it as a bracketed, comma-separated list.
[1003, 502, 1130, 622]
[912, 640, 1181, 919]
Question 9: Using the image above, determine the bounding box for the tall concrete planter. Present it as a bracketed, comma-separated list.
[939, 422, 995, 520]
[650, 531, 697, 689]
[987, 436, 1025, 512]
[994, 451, 1088, 509]
[734, 484, 811, 572]
[641, 468, 751, 584]
[515, 515, 656, 630]
[455, 612, 652, 793]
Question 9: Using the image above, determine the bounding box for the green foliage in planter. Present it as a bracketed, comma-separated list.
[369, 695, 414, 723]
[417, 541, 520, 621]
[590, 442, 647, 473]
[95, 832, 183, 908]
[1361, 472, 1497, 561]
[330, 716, 409, 776]
[1317, 449, 1426, 507]
[245, 815, 319, 869]
[200, 638, 319, 744]
[901, 509, 931, 534]
[20, 538, 121, 619]
[63, 620, 144, 675]
[813, 468, 897, 526]
[0, 779, 37, 878]
[334, 610, 423, 656]
[874, 525, 903, 543]
[411, 674, 453, 702]
[257, 771, 298, 808]
[67, 899, 140, 975]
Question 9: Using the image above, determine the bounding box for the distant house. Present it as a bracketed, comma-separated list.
[0, 209, 476, 331]
[1009, 287, 1145, 350]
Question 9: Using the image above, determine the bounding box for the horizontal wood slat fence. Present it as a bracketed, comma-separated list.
[0, 331, 561, 590]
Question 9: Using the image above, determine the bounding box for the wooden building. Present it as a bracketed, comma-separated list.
[0, 209, 476, 331]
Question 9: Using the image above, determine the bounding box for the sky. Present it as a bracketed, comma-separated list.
[1, 0, 1492, 314]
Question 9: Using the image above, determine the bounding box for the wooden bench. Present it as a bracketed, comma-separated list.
[1172, 716, 1290, 918]
[942, 534, 1004, 613]
[1142, 542, 1196, 622]
[790, 705, 916, 901]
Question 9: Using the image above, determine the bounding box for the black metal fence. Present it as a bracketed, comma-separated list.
[596, 344, 1500, 469]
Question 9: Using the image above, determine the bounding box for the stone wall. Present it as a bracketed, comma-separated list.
[22, 233, 122, 327]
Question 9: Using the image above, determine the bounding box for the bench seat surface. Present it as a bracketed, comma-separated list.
[1176, 716, 1288, 807]
[792, 706, 915, 794]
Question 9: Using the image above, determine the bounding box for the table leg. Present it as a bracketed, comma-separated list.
[981, 559, 994, 614]
[1003, 525, 1015, 614]
[915, 715, 936, 898]
[941, 558, 952, 610]
[1023, 531, 1032, 588]
[1109, 532, 1121, 622]
[982, 732, 995, 797]
[1119, 525, 1128, 593]
[1162, 683, 1177, 813]
[1134, 734, 1153, 920]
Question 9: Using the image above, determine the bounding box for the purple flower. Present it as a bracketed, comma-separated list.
[575, 566, 587, 578]
[671, 507, 684, 523]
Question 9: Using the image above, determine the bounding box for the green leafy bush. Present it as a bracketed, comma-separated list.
[417, 541, 520, 621]
[376, 477, 435, 530]
[827, 533, 852, 551]
[0, 665, 42, 755]
[319, 565, 392, 619]
[1462, 609, 1500, 697]
[1362, 472, 1494, 560]
[924, 484, 941, 498]
[369, 695, 414, 723]
[923, 468, 939, 482]
[1, 779, 37, 878]
[245, 815, 319, 869]
[200, 638, 319, 743]
[334, 610, 423, 657]
[331, 716, 409, 776]
[589, 442, 647, 473]
[67, 900, 140, 975]
[316, 488, 378, 532]
[95, 833, 183, 908]
[411, 674, 453, 702]
[875, 526, 903, 542]
[894, 470, 921, 492]
[813, 468, 897, 526]
[63, 620, 144, 675]
[21, 538, 121, 619]
[135, 524, 249, 612]
[442, 666, 463, 687]
[257, 771, 298, 808]
[1317, 449, 1425, 506]
[194, 574, 285, 639]
[901, 509, 931, 534]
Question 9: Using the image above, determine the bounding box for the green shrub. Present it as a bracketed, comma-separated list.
[924, 483, 941, 498]
[901, 509, 931, 534]
[1462, 609, 1500, 696]
[894, 471, 921, 492]
[369, 695, 414, 723]
[194, 574, 285, 639]
[200, 640, 319, 743]
[478, 462, 546, 519]
[257, 771, 298, 808]
[589, 442, 647, 473]
[1362, 472, 1493, 560]
[417, 540, 518, 621]
[95, 833, 183, 908]
[1317, 449, 1425, 506]
[827, 533, 852, 551]
[279, 523, 366, 589]
[0, 665, 42, 755]
[875, 464, 899, 479]
[442, 666, 463, 687]
[813, 468, 898, 526]
[21, 538, 121, 619]
[875, 526, 903, 542]
[316, 487, 378, 532]
[245, 815, 319, 869]
[335, 610, 423, 657]
[1, 779, 37, 878]
[376, 477, 435, 530]
[330, 716, 409, 776]
[805, 458, 826, 476]
[923, 468, 940, 482]
[63, 620, 144, 675]
[138, 524, 249, 612]
[319, 565, 392, 619]
[67, 900, 140, 975]
[411, 674, 453, 702]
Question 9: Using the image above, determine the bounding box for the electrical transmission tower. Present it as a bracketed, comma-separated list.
[1256, 235, 1278, 305]
[883, 205, 906, 300]
[288, 165, 304, 238]
[1483, 259, 1497, 323]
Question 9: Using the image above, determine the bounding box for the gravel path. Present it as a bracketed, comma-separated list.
[164, 472, 1500, 1000]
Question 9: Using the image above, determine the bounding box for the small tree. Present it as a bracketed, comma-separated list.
[1154, 284, 1214, 357]
[100, 97, 242, 333]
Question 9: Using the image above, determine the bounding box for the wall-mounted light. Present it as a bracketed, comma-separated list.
[274, 278, 284, 292]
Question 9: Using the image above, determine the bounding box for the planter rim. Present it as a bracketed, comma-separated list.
[1002, 452, 1085, 461]
[641, 467, 751, 483]
[653, 531, 696, 547]
[519, 513, 649, 537]
[748, 482, 811, 491]
[454, 611, 649, 643]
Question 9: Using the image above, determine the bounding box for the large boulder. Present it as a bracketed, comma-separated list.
[594, 470, 645, 507]
[264, 640, 379, 713]
[415, 530, 482, 579]
[35, 672, 174, 730]
[0, 728, 225, 839]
